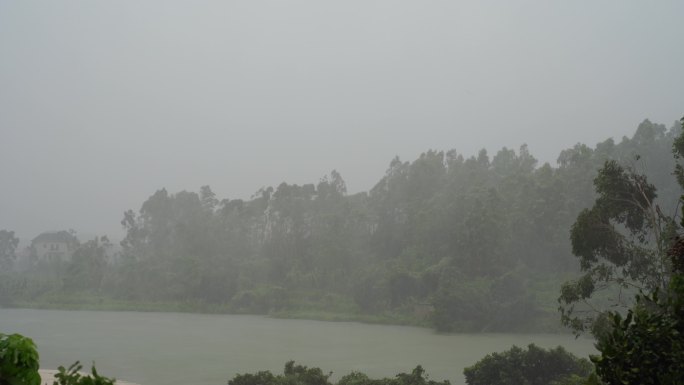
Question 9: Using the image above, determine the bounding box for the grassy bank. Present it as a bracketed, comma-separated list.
[4, 295, 565, 333]
[3, 291, 428, 328]
[1, 272, 572, 333]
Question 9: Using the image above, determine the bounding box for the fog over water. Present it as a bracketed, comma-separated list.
[0, 309, 595, 385]
[1, 1, 683, 239]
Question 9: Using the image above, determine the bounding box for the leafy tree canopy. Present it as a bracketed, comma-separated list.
[0, 230, 19, 272]
[588, 117, 684, 384]
[463, 344, 592, 385]
[560, 118, 683, 334]
[229, 362, 450, 385]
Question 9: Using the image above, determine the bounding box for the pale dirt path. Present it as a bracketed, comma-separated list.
[39, 369, 139, 385]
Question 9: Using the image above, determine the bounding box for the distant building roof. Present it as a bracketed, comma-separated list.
[32, 231, 78, 244]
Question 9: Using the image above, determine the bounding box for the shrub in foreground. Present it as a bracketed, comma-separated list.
[229, 361, 450, 385]
[590, 238, 684, 385]
[53, 362, 115, 385]
[463, 344, 592, 385]
[0, 332, 114, 385]
[0, 333, 40, 385]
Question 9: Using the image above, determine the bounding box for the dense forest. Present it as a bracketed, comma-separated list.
[0, 119, 681, 333]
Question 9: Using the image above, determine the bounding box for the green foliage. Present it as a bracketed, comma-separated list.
[575, 118, 684, 384]
[229, 361, 331, 385]
[560, 125, 680, 333]
[0, 333, 40, 385]
[228, 362, 450, 385]
[64, 237, 111, 292]
[0, 230, 19, 272]
[590, 239, 684, 384]
[463, 344, 593, 385]
[337, 372, 372, 385]
[231, 286, 289, 313]
[0, 333, 115, 385]
[670, 116, 684, 196]
[431, 272, 538, 332]
[229, 370, 277, 385]
[6, 119, 683, 333]
[52, 362, 115, 385]
[391, 365, 450, 385]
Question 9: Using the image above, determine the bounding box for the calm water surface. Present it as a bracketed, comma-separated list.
[0, 308, 595, 385]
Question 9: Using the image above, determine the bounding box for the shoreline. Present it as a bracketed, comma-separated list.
[3, 301, 565, 334]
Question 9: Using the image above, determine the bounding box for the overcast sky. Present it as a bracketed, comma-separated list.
[1, 1, 683, 241]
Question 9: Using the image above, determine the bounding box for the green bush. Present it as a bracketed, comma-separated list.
[229, 362, 450, 385]
[0, 333, 115, 385]
[463, 344, 592, 385]
[0, 333, 40, 385]
[52, 362, 115, 385]
[229, 361, 331, 385]
[591, 262, 684, 384]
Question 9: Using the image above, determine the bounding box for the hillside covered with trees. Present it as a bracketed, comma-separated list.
[1, 119, 681, 333]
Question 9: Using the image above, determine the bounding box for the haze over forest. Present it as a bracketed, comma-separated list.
[4, 2, 684, 385]
[2, 1, 684, 240]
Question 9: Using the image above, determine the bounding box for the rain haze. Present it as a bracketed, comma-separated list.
[1, 1, 683, 239]
[3, 2, 684, 385]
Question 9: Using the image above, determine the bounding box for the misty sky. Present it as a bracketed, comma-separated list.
[1, 1, 683, 241]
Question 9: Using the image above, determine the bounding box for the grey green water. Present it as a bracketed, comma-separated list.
[0, 308, 594, 385]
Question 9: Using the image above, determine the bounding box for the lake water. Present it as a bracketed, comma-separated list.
[0, 308, 595, 385]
